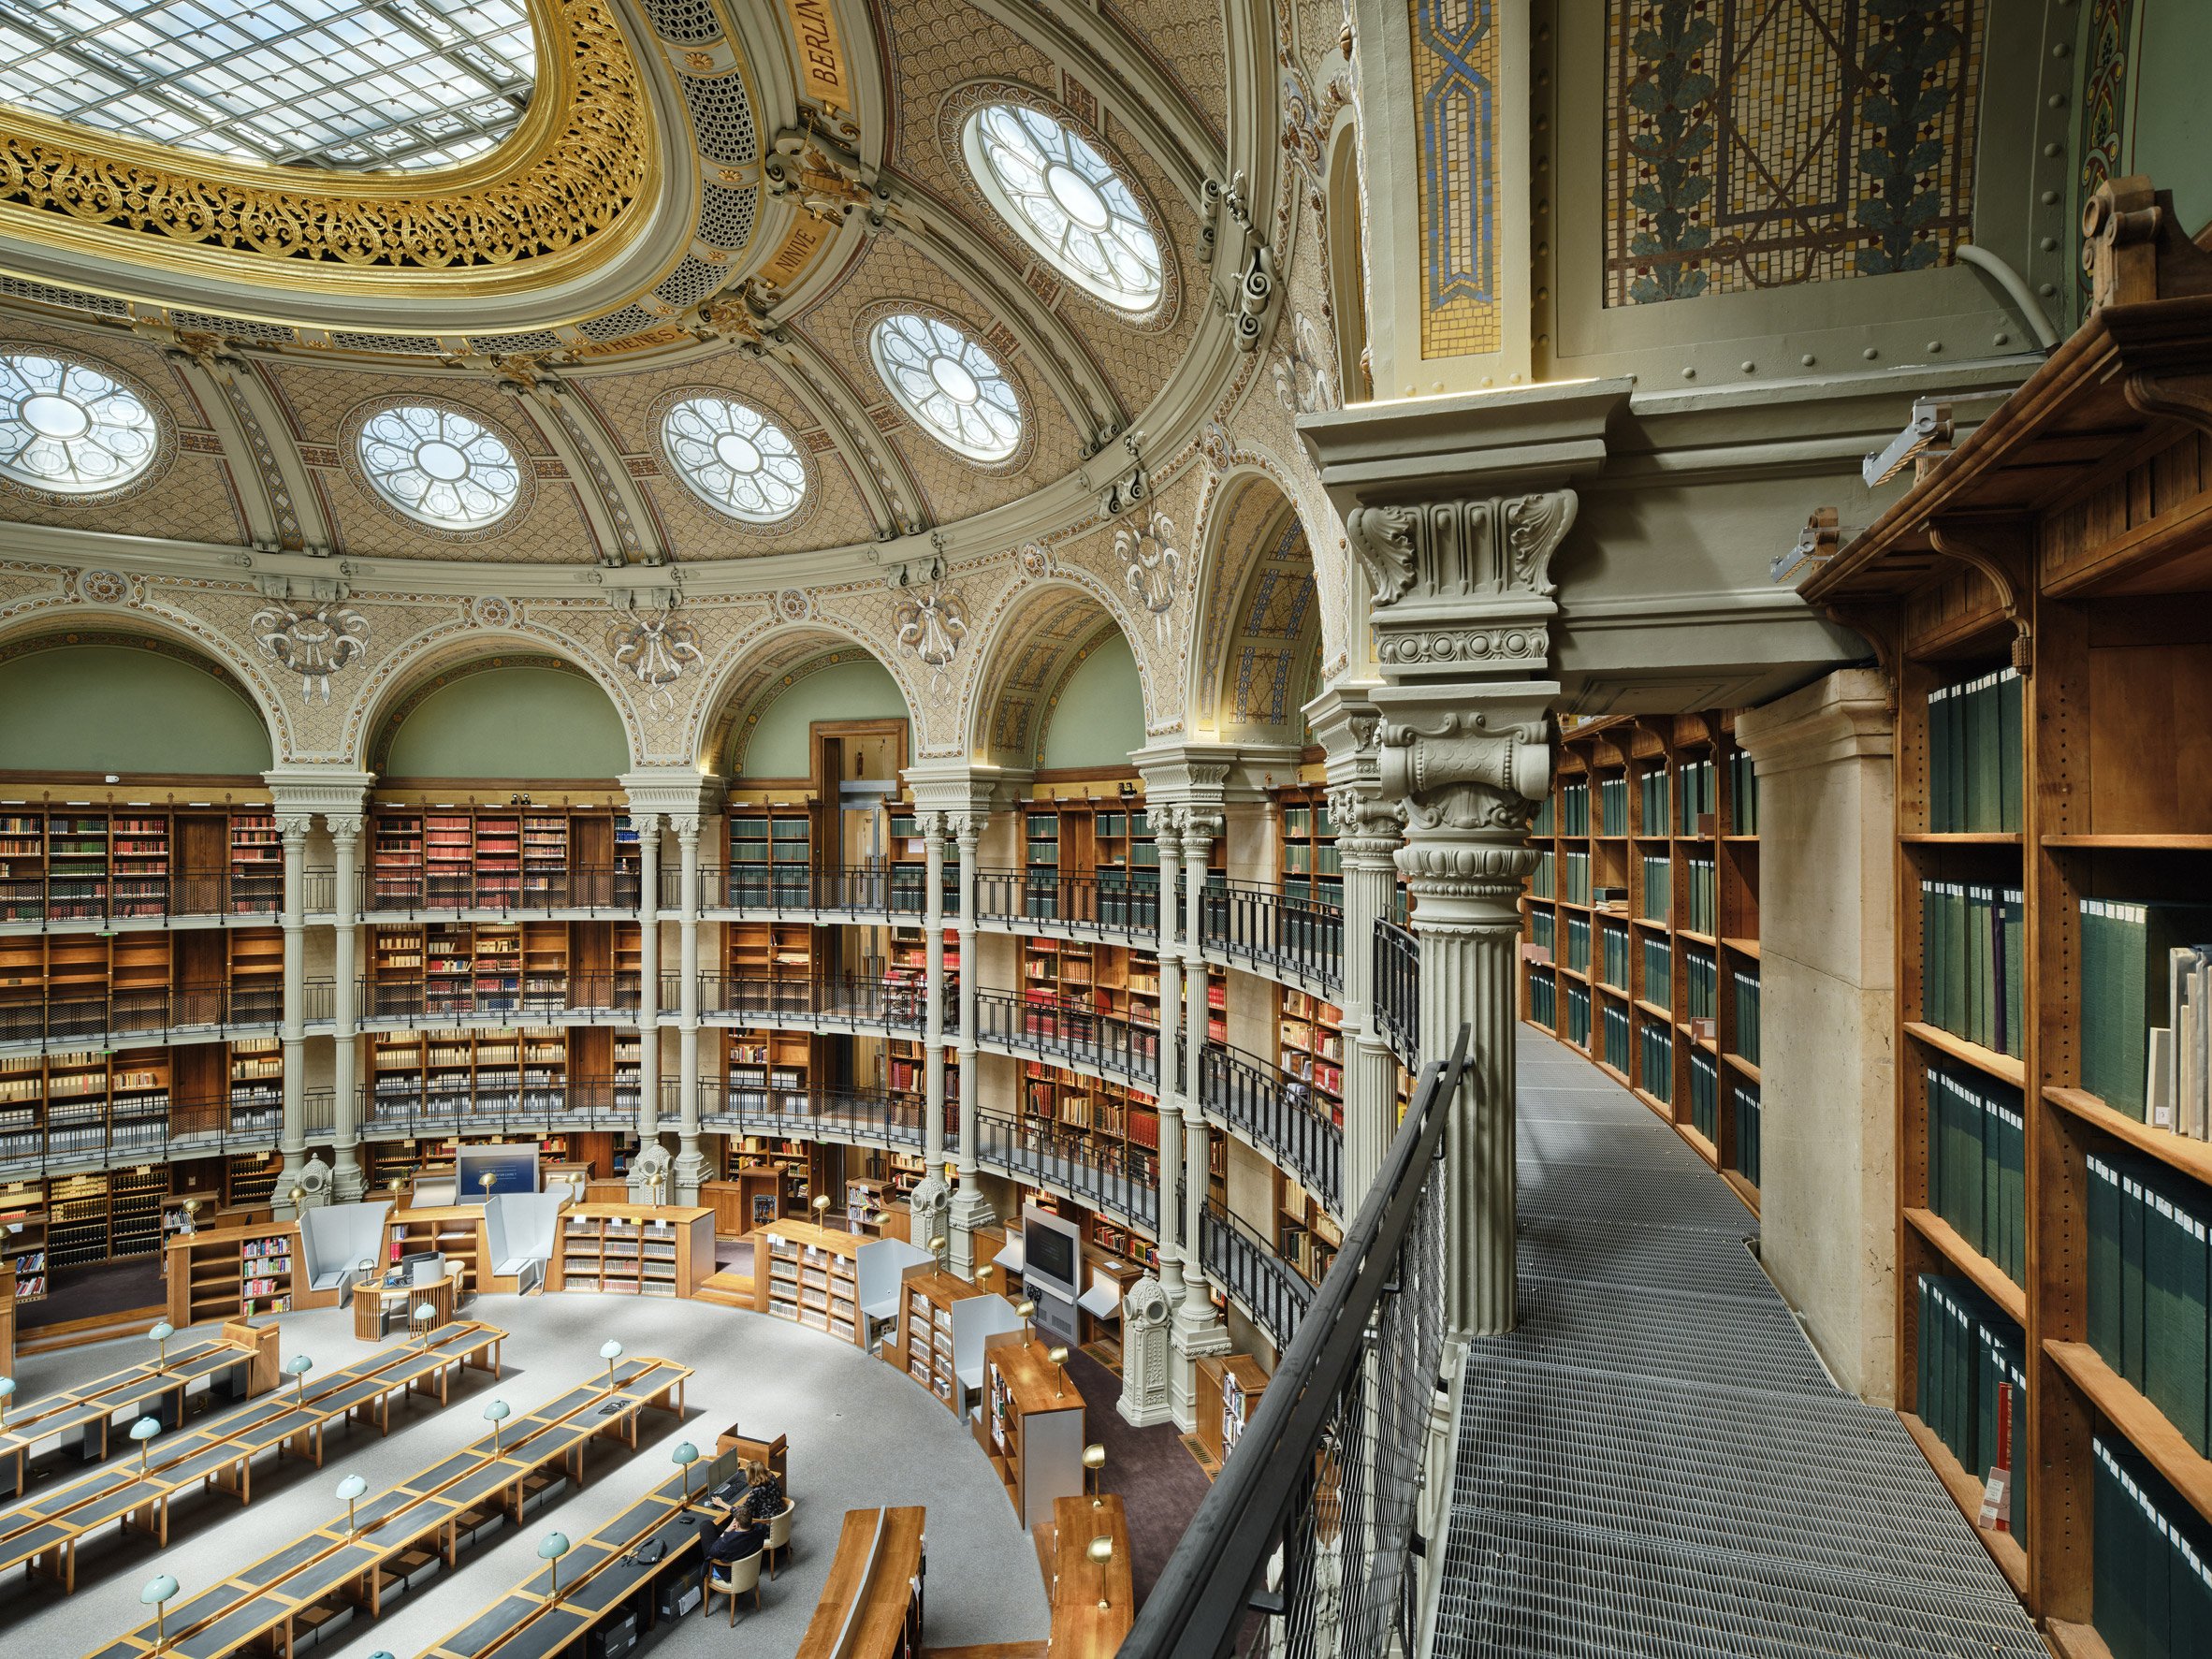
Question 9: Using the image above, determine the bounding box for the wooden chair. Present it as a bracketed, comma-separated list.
[705, 1548, 763, 1623]
[764, 1500, 795, 1579]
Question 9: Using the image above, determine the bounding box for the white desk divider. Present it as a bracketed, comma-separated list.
[1077, 1265, 1123, 1324]
[994, 1235, 1026, 1275]
[484, 1194, 567, 1292]
[856, 1238, 934, 1326]
[298, 1201, 392, 1292]
[951, 1293, 1024, 1413]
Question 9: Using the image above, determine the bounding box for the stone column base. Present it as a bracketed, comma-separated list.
[1117, 1276, 1175, 1427]
[332, 1154, 365, 1204]
[671, 1146, 710, 1205]
[908, 1176, 952, 1268]
[947, 1186, 997, 1281]
[1170, 1304, 1232, 1433]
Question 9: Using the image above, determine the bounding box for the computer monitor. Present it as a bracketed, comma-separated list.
[1022, 1203, 1083, 1302]
[456, 1142, 540, 1202]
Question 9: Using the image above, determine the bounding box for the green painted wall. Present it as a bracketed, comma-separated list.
[0, 646, 271, 773]
[737, 657, 909, 778]
[2132, 3, 2212, 234]
[1040, 633, 1143, 769]
[385, 666, 629, 779]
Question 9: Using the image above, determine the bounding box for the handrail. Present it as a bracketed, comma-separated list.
[357, 1079, 641, 1139]
[694, 1081, 937, 1151]
[684, 973, 934, 1031]
[364, 866, 639, 914]
[0, 1090, 295, 1179]
[1199, 1197, 1316, 1351]
[973, 866, 1161, 939]
[675, 862, 959, 916]
[1194, 1040, 1341, 1213]
[967, 1110, 1158, 1228]
[0, 869, 313, 924]
[1122, 1026, 1470, 1659]
[1200, 879, 1344, 995]
[972, 989, 1160, 1086]
[356, 971, 640, 1025]
[0, 980, 314, 1046]
[1373, 918, 1419, 1067]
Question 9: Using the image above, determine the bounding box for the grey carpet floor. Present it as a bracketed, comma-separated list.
[2, 1286, 1051, 1658]
[1434, 1030, 2046, 1658]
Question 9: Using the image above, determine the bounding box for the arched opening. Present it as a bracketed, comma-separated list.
[970, 582, 1147, 774]
[1193, 476, 1325, 747]
[0, 635, 274, 776]
[373, 659, 630, 781]
[1325, 123, 1370, 402]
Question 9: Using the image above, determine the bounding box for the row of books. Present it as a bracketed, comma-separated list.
[1599, 924, 1630, 990]
[1733, 970, 1762, 1066]
[1726, 749, 1759, 835]
[1927, 1062, 2027, 1287]
[2093, 1433, 2212, 1659]
[1637, 767, 1667, 832]
[1638, 854, 1671, 921]
[1600, 1000, 1629, 1073]
[1734, 1080, 1761, 1184]
[1676, 758, 1715, 836]
[1564, 914, 1590, 974]
[2088, 1148, 2212, 1457]
[1597, 777, 1626, 835]
[1528, 968, 1556, 1028]
[1914, 1273, 2027, 1537]
[1686, 948, 1717, 1022]
[2080, 899, 2212, 1127]
[1560, 780, 1591, 837]
[1683, 857, 1716, 934]
[1641, 936, 1670, 1007]
[1637, 1018, 1671, 1102]
[1920, 880, 2025, 1058]
[1565, 982, 1591, 1046]
[1926, 668, 2023, 834]
[1530, 911, 1555, 955]
[1563, 851, 1592, 906]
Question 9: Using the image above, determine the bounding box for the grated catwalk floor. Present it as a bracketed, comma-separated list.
[1433, 1030, 2045, 1658]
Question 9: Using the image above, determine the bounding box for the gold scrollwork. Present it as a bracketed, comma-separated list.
[0, 0, 655, 288]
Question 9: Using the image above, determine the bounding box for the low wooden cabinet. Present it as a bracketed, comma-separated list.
[751, 1218, 863, 1344]
[1197, 1354, 1270, 1468]
[977, 1334, 1085, 1530]
[547, 1204, 714, 1297]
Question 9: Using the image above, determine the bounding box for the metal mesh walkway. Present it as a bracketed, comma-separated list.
[1433, 1034, 2045, 1658]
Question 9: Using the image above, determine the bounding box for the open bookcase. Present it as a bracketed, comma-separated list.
[1795, 217, 2212, 1653]
[546, 1204, 714, 1297]
[749, 1216, 862, 1346]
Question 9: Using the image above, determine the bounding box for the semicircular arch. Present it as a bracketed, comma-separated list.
[1188, 468, 1323, 743]
[691, 618, 922, 778]
[966, 576, 1146, 768]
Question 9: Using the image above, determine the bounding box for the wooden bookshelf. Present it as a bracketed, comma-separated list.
[976, 1333, 1086, 1529]
[165, 1219, 313, 1324]
[1794, 203, 2212, 1642]
[1197, 1352, 1270, 1468]
[750, 1216, 863, 1346]
[1518, 711, 1763, 1201]
[383, 1205, 488, 1295]
[546, 1204, 714, 1298]
[894, 1265, 980, 1412]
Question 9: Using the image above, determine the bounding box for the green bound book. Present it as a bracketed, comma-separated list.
[2146, 1187, 2186, 1445]
[2122, 1165, 2149, 1390]
[1969, 883, 1992, 1048]
[2175, 1193, 2210, 1458]
[1944, 681, 1968, 834]
[2089, 1153, 2123, 1367]
[1998, 668, 2023, 834]
[1928, 683, 1953, 834]
[2085, 900, 2212, 1118]
[2081, 898, 2117, 1113]
[1965, 673, 1993, 832]
[2002, 887, 2025, 1060]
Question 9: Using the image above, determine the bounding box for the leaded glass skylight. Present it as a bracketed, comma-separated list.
[0, 352, 159, 495]
[357, 403, 521, 528]
[869, 313, 1022, 463]
[662, 397, 806, 525]
[0, 0, 535, 171]
[962, 103, 1162, 313]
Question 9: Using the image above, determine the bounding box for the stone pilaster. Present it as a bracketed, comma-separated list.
[633, 812, 662, 1144]
[275, 811, 313, 1207]
[327, 814, 365, 1202]
[921, 810, 948, 1178]
[1310, 687, 1401, 1206]
[673, 814, 706, 1200]
[1149, 806, 1186, 1308]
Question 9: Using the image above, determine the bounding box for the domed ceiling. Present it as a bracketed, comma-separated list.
[0, 0, 1291, 584]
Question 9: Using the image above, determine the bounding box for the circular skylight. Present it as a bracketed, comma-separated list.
[869, 314, 1022, 462]
[662, 397, 807, 524]
[963, 104, 1162, 313]
[357, 404, 522, 529]
[0, 353, 160, 495]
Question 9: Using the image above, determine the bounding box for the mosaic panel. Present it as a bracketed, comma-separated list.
[1409, 0, 1501, 356]
[1605, 0, 1985, 305]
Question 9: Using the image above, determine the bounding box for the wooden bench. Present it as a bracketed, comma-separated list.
[798, 1506, 927, 1659]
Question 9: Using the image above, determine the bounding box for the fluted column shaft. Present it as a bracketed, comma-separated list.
[276, 813, 312, 1201]
[330, 816, 363, 1201]
[634, 813, 662, 1142]
[1179, 821, 1218, 1317]
[1335, 811, 1403, 1206]
[675, 816, 703, 1189]
[1151, 810, 1186, 1302]
[953, 818, 980, 1181]
[923, 813, 947, 1173]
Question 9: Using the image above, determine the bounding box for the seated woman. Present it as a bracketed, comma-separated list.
[742, 1459, 785, 1519]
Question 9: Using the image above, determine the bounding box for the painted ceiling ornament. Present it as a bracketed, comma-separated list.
[75, 567, 133, 605]
[895, 577, 968, 674]
[252, 600, 370, 704]
[1018, 542, 1051, 579]
[1117, 507, 1181, 642]
[775, 587, 812, 623]
[471, 595, 516, 628]
[1273, 312, 1338, 416]
[606, 602, 703, 712]
[1198, 418, 1234, 474]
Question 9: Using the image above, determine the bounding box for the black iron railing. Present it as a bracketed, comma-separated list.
[1374, 918, 1419, 1066]
[357, 1079, 641, 1140]
[1199, 1198, 1317, 1352]
[0, 980, 315, 1047]
[673, 863, 958, 917]
[972, 990, 1160, 1087]
[974, 866, 1160, 938]
[356, 973, 640, 1026]
[0, 869, 316, 925]
[1196, 1041, 1342, 1214]
[683, 973, 933, 1032]
[0, 1092, 292, 1179]
[693, 1082, 934, 1151]
[1124, 1028, 1467, 1659]
[1201, 880, 1344, 994]
[365, 866, 638, 915]
[968, 1111, 1158, 1228]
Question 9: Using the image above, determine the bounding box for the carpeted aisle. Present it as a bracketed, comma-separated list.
[1062, 1346, 1210, 1607]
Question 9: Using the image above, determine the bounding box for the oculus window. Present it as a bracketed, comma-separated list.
[662, 396, 806, 524]
[869, 313, 1021, 463]
[0, 352, 158, 494]
[0, 0, 535, 170]
[357, 403, 522, 529]
[963, 103, 1161, 314]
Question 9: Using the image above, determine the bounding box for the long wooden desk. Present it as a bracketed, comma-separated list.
[82, 1357, 693, 1659]
[0, 1322, 276, 1500]
[797, 1506, 927, 1659]
[420, 1448, 745, 1659]
[0, 1321, 503, 1592]
[1045, 1494, 1132, 1659]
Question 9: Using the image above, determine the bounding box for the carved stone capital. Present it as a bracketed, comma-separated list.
[947, 811, 982, 846]
[1326, 781, 1400, 863]
[276, 813, 314, 845]
[1178, 814, 1223, 854]
[671, 813, 703, 843]
[1350, 490, 1578, 682]
[1375, 701, 1553, 834]
[1150, 803, 1187, 840]
[912, 809, 949, 841]
[325, 814, 363, 843]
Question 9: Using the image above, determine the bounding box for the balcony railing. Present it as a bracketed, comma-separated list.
[0, 870, 331, 926]
[684, 973, 933, 1032]
[1199, 1197, 1317, 1353]
[674, 863, 958, 917]
[1374, 918, 1419, 1066]
[973, 990, 1160, 1087]
[1200, 879, 1344, 994]
[1196, 1040, 1342, 1214]
[974, 867, 1160, 939]
[968, 1110, 1157, 1228]
[0, 981, 311, 1048]
[356, 1078, 640, 1140]
[365, 866, 638, 915]
[693, 1081, 933, 1150]
[0, 1092, 289, 1179]
[357, 973, 639, 1026]
[1128, 1030, 1468, 1659]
